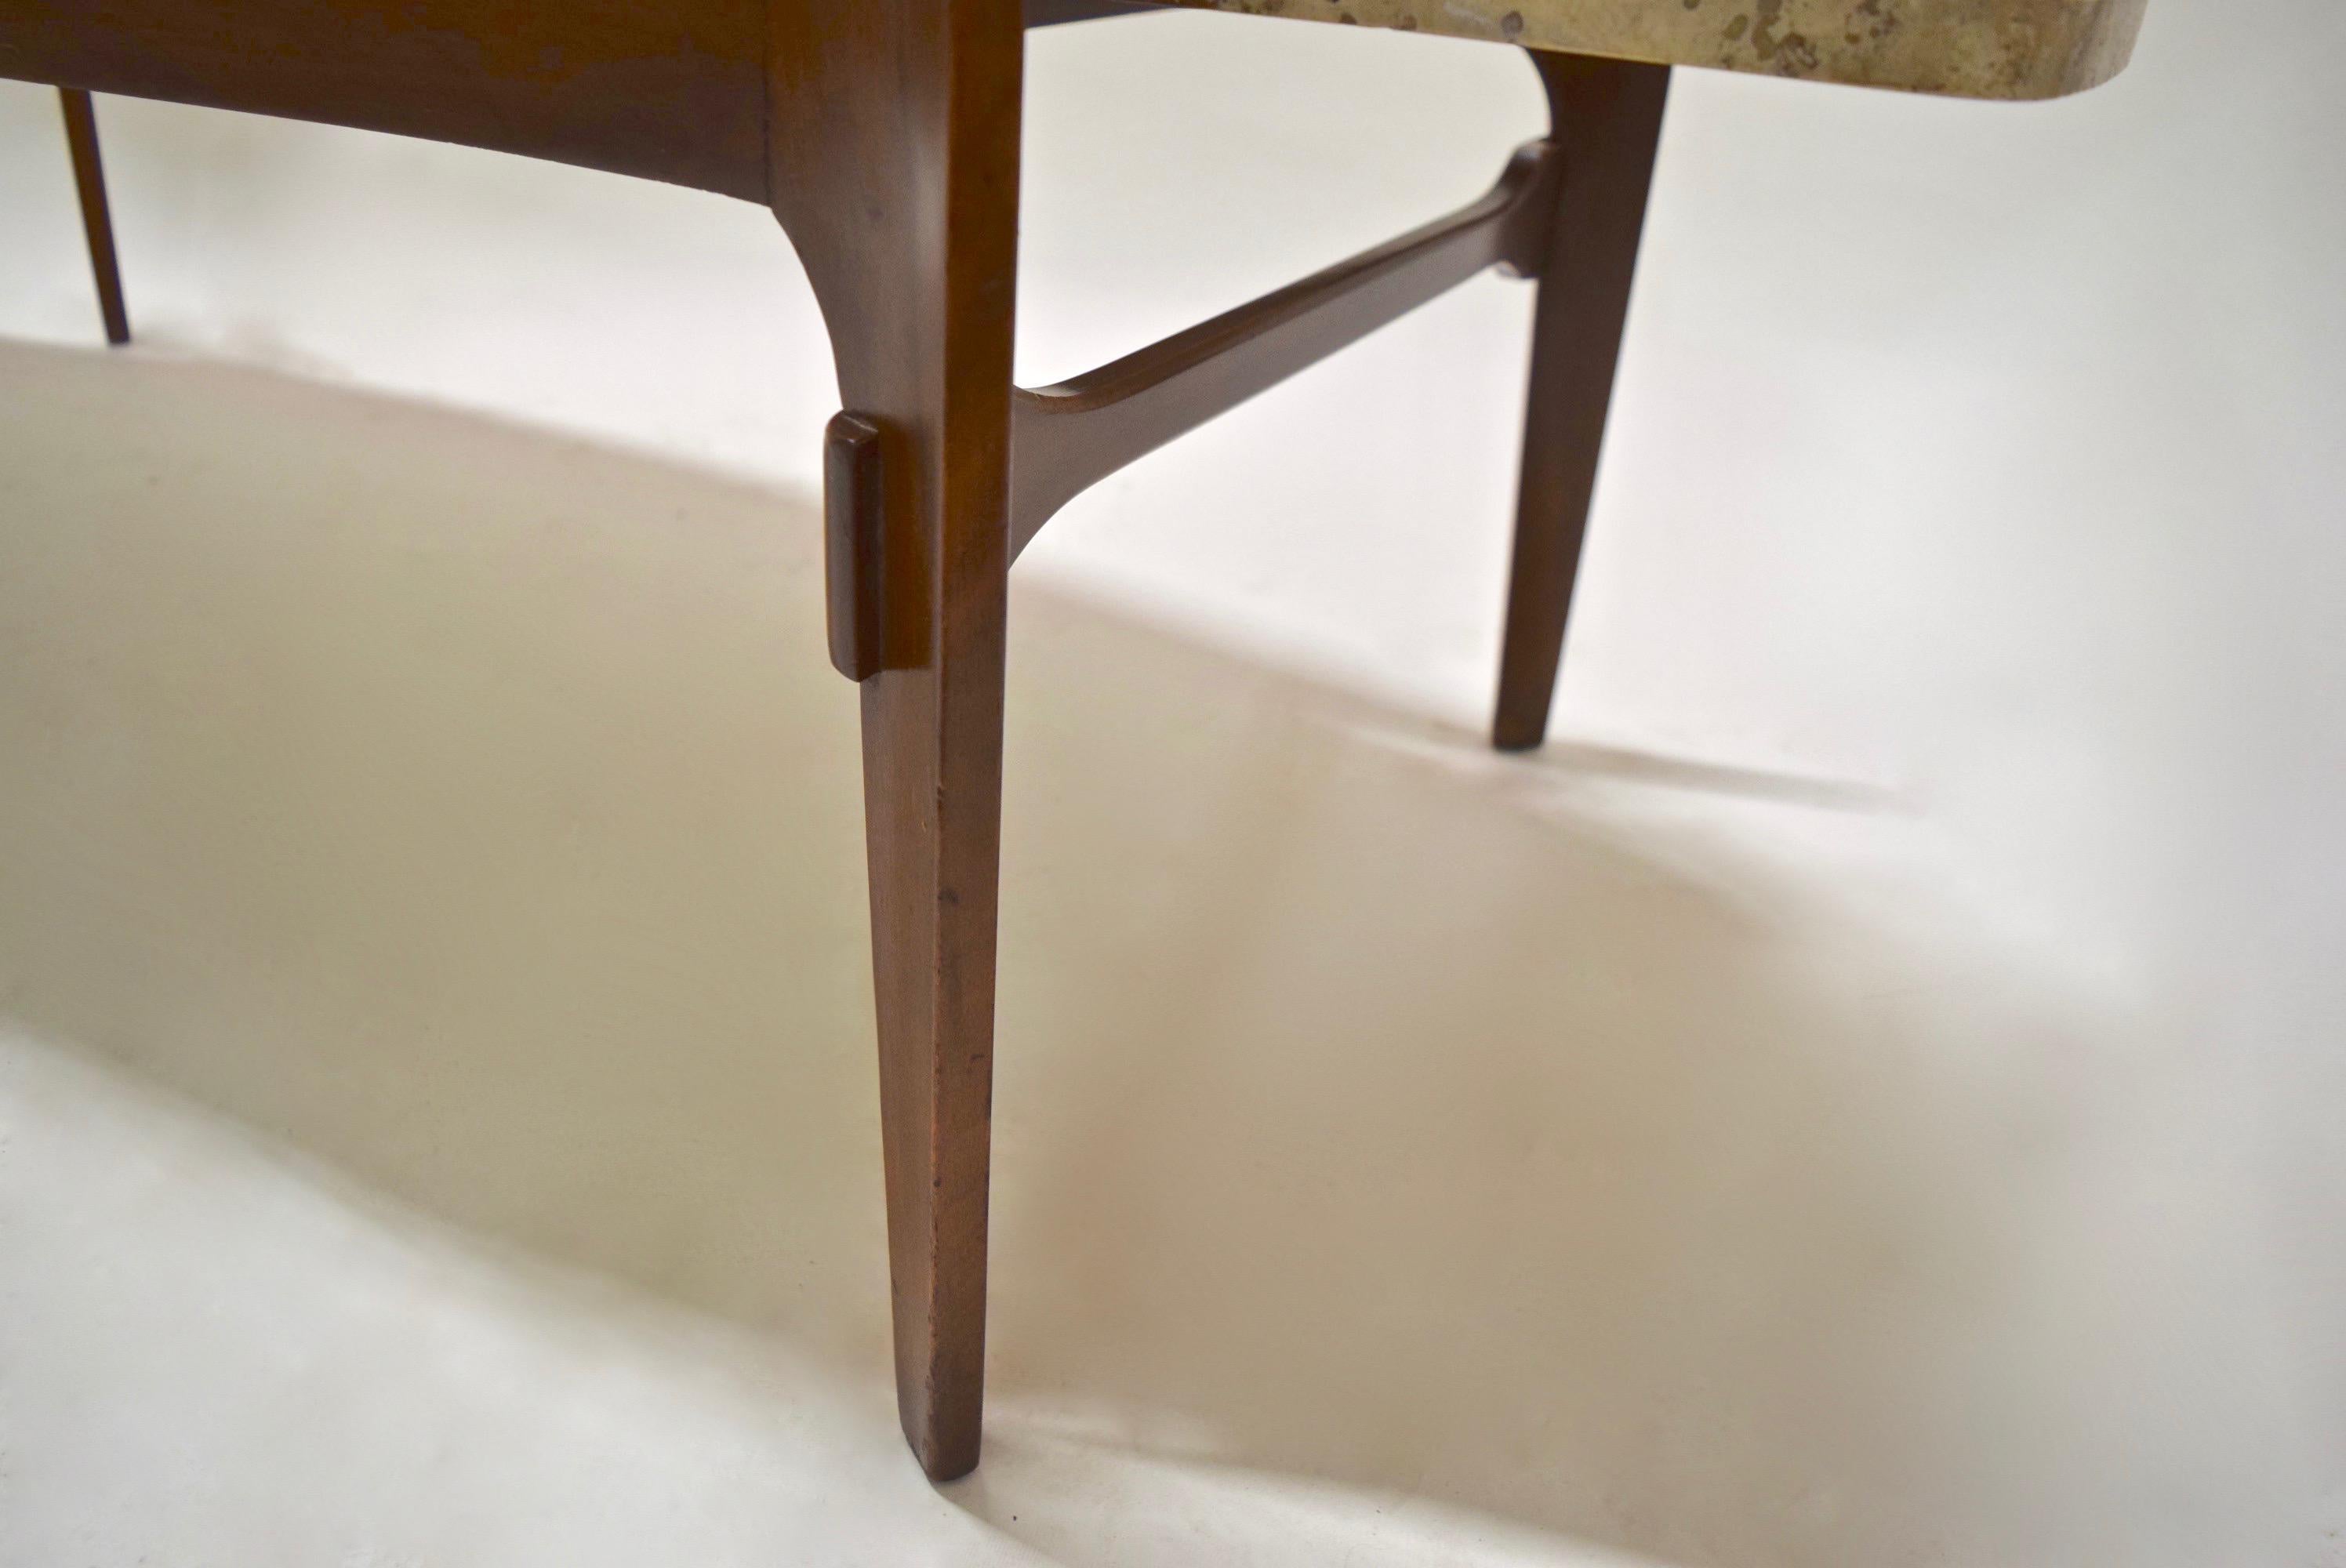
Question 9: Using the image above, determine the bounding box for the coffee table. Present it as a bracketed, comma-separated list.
[2, 0, 2148, 1479]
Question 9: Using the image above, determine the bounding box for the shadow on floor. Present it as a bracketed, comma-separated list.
[0, 339, 2115, 1567]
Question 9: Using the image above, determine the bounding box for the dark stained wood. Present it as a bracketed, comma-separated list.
[1009, 140, 1560, 554]
[1, 0, 768, 198]
[1491, 52, 1669, 752]
[824, 412, 887, 682]
[57, 87, 129, 346]
[764, 0, 1026, 1482]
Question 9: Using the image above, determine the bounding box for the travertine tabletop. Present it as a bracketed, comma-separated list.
[1163, 0, 2148, 99]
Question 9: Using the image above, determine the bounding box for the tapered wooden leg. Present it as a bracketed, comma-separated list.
[57, 88, 130, 347]
[858, 581, 1009, 1481]
[1491, 55, 1668, 752]
[762, 0, 1025, 1482]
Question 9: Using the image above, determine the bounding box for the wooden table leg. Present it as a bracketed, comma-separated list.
[1491, 53, 1667, 752]
[766, 0, 1025, 1482]
[57, 87, 130, 347]
[855, 581, 1011, 1481]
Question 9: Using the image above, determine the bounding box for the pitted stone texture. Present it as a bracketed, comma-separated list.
[1162, 0, 2148, 99]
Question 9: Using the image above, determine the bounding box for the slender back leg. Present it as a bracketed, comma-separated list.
[57, 89, 130, 347]
[1491, 54, 1667, 751]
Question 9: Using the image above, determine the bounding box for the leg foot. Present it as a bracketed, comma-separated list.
[860, 624, 1009, 1481]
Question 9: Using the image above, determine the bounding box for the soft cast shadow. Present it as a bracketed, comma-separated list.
[0, 340, 2111, 1566]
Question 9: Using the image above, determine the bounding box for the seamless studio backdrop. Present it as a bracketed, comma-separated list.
[2, 3, 2344, 1565]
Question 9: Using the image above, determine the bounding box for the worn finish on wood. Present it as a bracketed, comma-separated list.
[1493, 54, 1669, 753]
[1165, 0, 2146, 100]
[1011, 140, 1559, 554]
[56, 88, 128, 346]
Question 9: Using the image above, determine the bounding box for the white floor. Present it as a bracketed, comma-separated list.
[2, 4, 2342, 1565]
